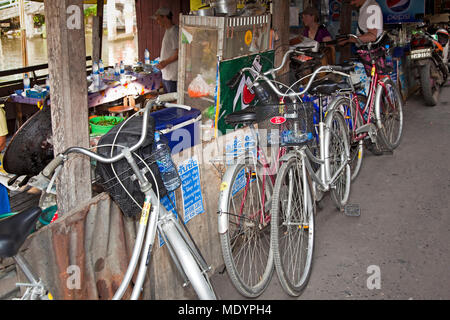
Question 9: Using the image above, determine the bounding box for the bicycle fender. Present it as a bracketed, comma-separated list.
[278, 151, 300, 163]
[217, 162, 241, 234]
[374, 76, 391, 127]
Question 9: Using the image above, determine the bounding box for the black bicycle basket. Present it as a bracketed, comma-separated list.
[95, 114, 168, 218]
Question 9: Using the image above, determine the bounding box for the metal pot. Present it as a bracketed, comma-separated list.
[194, 5, 214, 16]
[210, 0, 237, 16]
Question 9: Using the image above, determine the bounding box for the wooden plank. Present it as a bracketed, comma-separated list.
[44, 0, 92, 215]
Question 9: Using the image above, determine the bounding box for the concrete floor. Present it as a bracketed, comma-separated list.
[211, 84, 450, 300]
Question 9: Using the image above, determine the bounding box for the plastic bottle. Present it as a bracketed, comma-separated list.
[23, 74, 30, 90]
[145, 49, 151, 65]
[93, 61, 99, 75]
[153, 132, 181, 192]
[99, 60, 104, 74]
[120, 60, 125, 75]
[385, 45, 393, 69]
[45, 76, 50, 91]
[114, 63, 120, 77]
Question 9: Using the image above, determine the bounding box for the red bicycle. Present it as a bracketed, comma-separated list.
[332, 32, 404, 180]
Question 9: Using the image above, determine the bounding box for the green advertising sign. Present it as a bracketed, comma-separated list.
[216, 50, 275, 135]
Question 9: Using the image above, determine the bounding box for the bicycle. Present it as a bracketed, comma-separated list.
[221, 54, 353, 297]
[0, 93, 216, 300]
[334, 33, 404, 180]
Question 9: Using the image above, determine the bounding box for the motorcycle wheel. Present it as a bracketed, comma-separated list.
[420, 61, 440, 107]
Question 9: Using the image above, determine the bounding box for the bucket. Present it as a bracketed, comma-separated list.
[89, 116, 124, 135]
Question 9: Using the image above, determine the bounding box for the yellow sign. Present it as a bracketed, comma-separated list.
[245, 30, 253, 46]
[139, 201, 152, 226]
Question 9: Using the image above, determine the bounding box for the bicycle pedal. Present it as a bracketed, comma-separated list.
[344, 204, 361, 217]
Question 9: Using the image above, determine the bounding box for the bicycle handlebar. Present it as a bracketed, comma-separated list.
[42, 92, 191, 178]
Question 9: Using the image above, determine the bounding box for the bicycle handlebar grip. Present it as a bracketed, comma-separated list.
[158, 92, 179, 102]
[331, 65, 344, 72]
[42, 154, 64, 178]
[226, 71, 243, 90]
[165, 103, 192, 111]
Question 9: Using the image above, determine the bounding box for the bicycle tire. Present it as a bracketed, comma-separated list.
[271, 156, 315, 296]
[375, 78, 404, 150]
[325, 110, 351, 210]
[161, 219, 217, 300]
[218, 159, 274, 298]
[332, 96, 365, 181]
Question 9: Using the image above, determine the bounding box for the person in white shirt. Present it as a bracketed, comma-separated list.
[152, 7, 179, 93]
[340, 0, 383, 45]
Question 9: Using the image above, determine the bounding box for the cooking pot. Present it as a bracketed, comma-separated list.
[194, 5, 214, 16]
[210, 0, 237, 16]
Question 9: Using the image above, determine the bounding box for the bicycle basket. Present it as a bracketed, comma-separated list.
[256, 102, 315, 147]
[95, 114, 168, 218]
[357, 46, 393, 77]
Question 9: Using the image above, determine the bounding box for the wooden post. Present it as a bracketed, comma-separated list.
[44, 0, 92, 215]
[92, 0, 104, 62]
[19, 0, 28, 67]
[339, 0, 352, 63]
[272, 0, 290, 75]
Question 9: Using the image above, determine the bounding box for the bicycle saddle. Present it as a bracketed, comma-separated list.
[225, 108, 257, 126]
[309, 79, 340, 96]
[0, 207, 42, 258]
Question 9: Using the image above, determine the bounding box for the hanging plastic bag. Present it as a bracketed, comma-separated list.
[188, 74, 211, 98]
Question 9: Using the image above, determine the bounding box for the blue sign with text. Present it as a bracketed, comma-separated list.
[376, 0, 425, 24]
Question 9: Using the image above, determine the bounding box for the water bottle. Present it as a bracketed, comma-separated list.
[45, 76, 50, 91]
[145, 49, 151, 65]
[385, 45, 393, 69]
[99, 60, 104, 74]
[120, 60, 125, 75]
[93, 61, 99, 75]
[23, 74, 30, 90]
[114, 63, 120, 77]
[153, 132, 181, 192]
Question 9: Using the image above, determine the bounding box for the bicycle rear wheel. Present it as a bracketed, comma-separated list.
[375, 78, 403, 150]
[218, 160, 274, 298]
[271, 156, 315, 296]
[325, 110, 351, 210]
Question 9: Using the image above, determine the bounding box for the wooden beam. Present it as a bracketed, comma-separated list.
[44, 0, 92, 215]
[339, 0, 352, 62]
[92, 0, 104, 62]
[272, 0, 290, 75]
[19, 0, 28, 68]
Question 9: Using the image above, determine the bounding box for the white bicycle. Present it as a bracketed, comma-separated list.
[0, 93, 216, 300]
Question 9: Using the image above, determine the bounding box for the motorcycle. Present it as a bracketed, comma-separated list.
[410, 22, 449, 106]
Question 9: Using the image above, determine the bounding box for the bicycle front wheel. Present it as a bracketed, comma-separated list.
[271, 156, 315, 296]
[332, 96, 365, 181]
[218, 160, 274, 298]
[375, 78, 404, 150]
[325, 110, 351, 210]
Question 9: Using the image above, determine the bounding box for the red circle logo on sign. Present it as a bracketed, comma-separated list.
[270, 116, 286, 125]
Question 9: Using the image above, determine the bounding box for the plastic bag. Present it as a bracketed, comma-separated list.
[188, 74, 211, 98]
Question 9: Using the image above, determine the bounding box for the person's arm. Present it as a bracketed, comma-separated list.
[349, 28, 378, 43]
[156, 50, 178, 70]
[0, 136, 6, 153]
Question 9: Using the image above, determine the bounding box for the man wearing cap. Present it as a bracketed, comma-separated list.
[152, 7, 179, 93]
